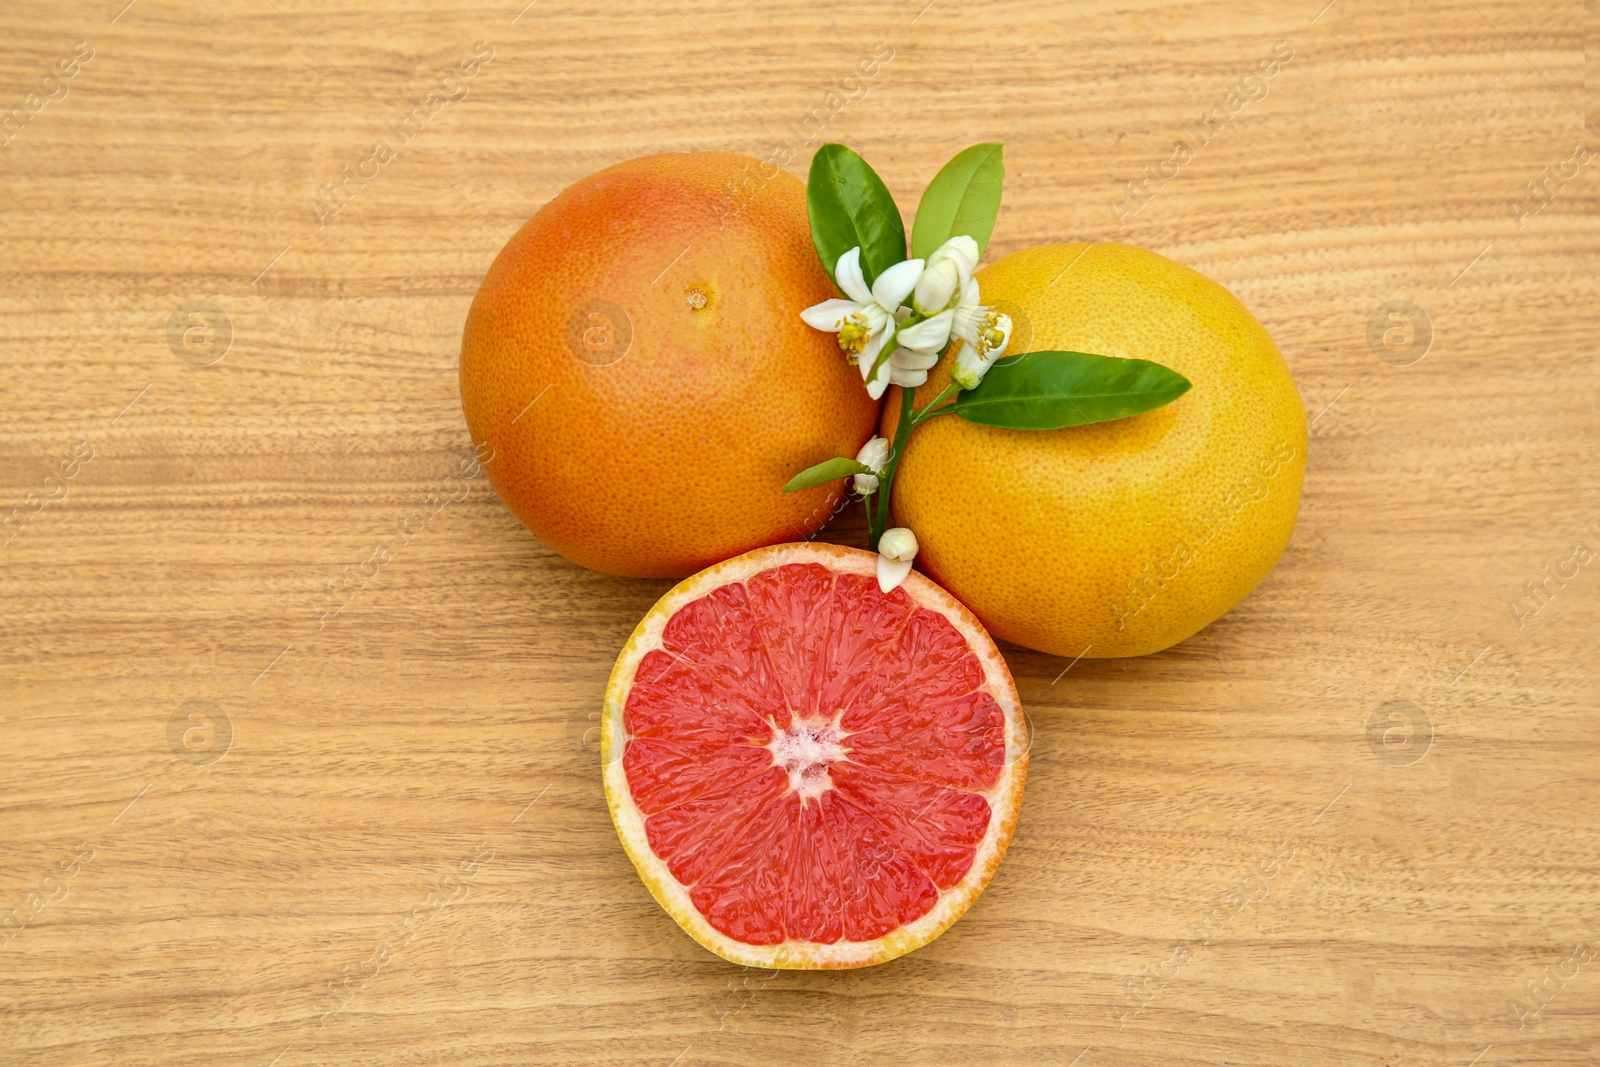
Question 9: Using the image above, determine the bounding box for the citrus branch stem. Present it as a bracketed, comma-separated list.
[870, 384, 919, 551]
[910, 383, 960, 426]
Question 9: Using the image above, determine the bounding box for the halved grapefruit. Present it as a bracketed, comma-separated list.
[602, 542, 1028, 969]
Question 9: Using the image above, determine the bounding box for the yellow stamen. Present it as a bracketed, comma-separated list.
[837, 313, 870, 357]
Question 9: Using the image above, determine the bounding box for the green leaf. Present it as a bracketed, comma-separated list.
[783, 457, 874, 492]
[911, 143, 1005, 259]
[807, 144, 906, 288]
[954, 351, 1192, 430]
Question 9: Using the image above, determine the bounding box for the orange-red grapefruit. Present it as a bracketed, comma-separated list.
[460, 153, 879, 579]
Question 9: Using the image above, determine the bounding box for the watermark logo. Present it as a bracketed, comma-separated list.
[1365, 699, 1431, 766]
[566, 299, 633, 366]
[309, 42, 495, 227]
[1111, 41, 1295, 228]
[1112, 839, 1295, 1028]
[167, 300, 233, 366]
[314, 443, 494, 628]
[569, 708, 610, 766]
[313, 841, 495, 1026]
[1111, 440, 1296, 630]
[1508, 537, 1596, 630]
[1367, 300, 1432, 367]
[1512, 942, 1594, 1028]
[1, 41, 93, 150]
[1, 842, 95, 946]
[167, 700, 233, 766]
[711, 42, 895, 231]
[2, 437, 93, 547]
[1512, 142, 1595, 230]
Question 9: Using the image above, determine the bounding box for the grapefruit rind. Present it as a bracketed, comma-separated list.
[601, 542, 1028, 969]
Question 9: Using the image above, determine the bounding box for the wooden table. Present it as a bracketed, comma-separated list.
[3, 1, 1597, 1064]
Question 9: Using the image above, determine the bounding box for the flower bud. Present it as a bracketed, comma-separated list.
[853, 436, 890, 494]
[879, 526, 917, 561]
[913, 237, 981, 315]
[912, 257, 960, 316]
[876, 526, 919, 593]
[931, 235, 979, 288]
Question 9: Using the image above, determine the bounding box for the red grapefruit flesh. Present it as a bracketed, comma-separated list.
[602, 543, 1028, 968]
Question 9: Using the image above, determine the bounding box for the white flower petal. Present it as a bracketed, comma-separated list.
[799, 298, 862, 331]
[894, 309, 954, 353]
[876, 527, 918, 593]
[855, 435, 891, 470]
[871, 257, 925, 311]
[863, 354, 893, 399]
[879, 526, 918, 561]
[951, 341, 994, 390]
[890, 347, 940, 371]
[928, 236, 980, 294]
[951, 301, 989, 345]
[834, 247, 873, 305]
[943, 234, 980, 268]
[857, 329, 890, 381]
[876, 555, 914, 593]
[888, 365, 929, 387]
[912, 258, 960, 315]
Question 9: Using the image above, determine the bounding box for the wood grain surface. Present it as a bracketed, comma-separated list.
[3, 1, 1598, 1064]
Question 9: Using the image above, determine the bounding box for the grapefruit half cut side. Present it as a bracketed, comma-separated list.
[602, 542, 1028, 969]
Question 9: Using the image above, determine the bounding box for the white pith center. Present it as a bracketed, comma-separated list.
[769, 713, 848, 801]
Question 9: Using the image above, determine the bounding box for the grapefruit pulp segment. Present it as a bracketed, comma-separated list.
[602, 543, 1028, 969]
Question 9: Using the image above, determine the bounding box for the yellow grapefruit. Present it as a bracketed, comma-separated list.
[885, 242, 1306, 658]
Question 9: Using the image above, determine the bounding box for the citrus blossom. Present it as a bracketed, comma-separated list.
[799, 247, 925, 400]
